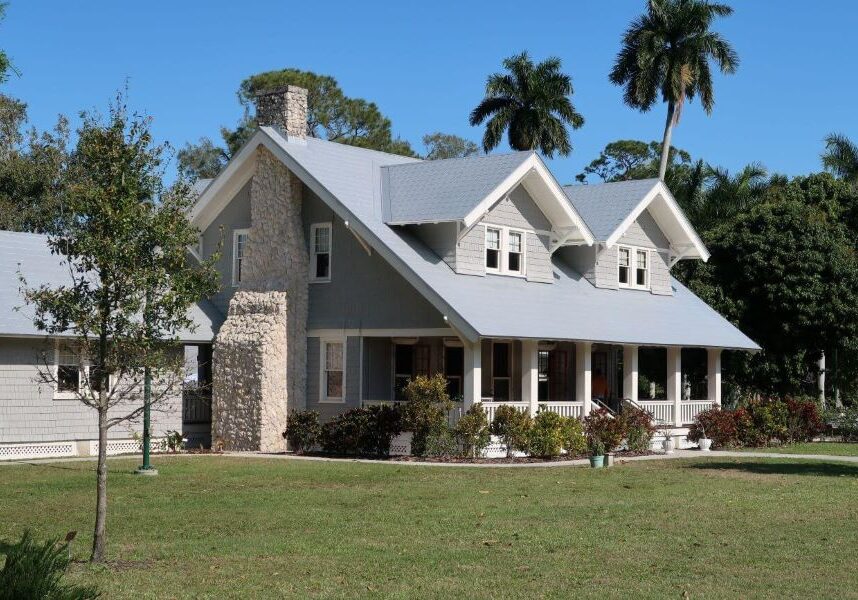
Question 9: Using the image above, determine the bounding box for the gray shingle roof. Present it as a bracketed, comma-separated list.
[563, 178, 660, 241]
[382, 151, 533, 224]
[0, 230, 222, 341]
[263, 130, 757, 350]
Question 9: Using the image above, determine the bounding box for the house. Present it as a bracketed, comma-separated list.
[0, 84, 758, 459]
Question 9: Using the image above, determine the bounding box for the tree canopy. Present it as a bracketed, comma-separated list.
[422, 132, 479, 160]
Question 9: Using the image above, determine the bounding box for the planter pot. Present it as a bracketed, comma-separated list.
[589, 455, 605, 468]
[662, 437, 675, 454]
[698, 438, 713, 452]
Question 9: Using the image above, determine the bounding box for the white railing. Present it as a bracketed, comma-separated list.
[681, 400, 713, 424]
[480, 401, 529, 423]
[539, 401, 584, 419]
[637, 400, 674, 424]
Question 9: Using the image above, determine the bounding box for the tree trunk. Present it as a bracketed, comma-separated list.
[658, 101, 676, 181]
[90, 405, 109, 562]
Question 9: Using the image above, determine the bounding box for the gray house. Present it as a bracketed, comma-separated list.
[0, 85, 757, 459]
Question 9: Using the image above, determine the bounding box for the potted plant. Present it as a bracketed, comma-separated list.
[588, 438, 605, 468]
[697, 423, 712, 451]
[661, 427, 675, 454]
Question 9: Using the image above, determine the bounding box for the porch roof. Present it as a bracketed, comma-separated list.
[197, 129, 758, 351]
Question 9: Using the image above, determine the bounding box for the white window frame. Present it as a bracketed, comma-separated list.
[319, 336, 346, 403]
[310, 222, 332, 283]
[483, 224, 528, 278]
[617, 245, 651, 290]
[53, 344, 113, 400]
[231, 228, 250, 287]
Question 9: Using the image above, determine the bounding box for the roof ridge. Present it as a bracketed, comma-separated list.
[386, 150, 534, 170]
[562, 177, 660, 189]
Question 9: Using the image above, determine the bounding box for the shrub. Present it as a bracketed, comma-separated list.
[584, 408, 624, 452]
[687, 407, 738, 448]
[317, 405, 403, 457]
[830, 405, 858, 442]
[424, 426, 458, 458]
[784, 397, 823, 443]
[618, 406, 656, 452]
[560, 416, 587, 456]
[454, 405, 490, 457]
[402, 374, 453, 457]
[490, 405, 532, 457]
[283, 410, 321, 454]
[0, 529, 100, 600]
[528, 410, 568, 458]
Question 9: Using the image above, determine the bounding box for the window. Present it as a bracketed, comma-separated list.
[537, 350, 550, 401]
[537, 349, 568, 401]
[232, 229, 249, 287]
[393, 343, 430, 401]
[310, 223, 332, 282]
[54, 345, 112, 399]
[618, 245, 650, 290]
[485, 225, 527, 277]
[485, 227, 501, 271]
[444, 345, 464, 399]
[321, 339, 344, 402]
[492, 342, 511, 401]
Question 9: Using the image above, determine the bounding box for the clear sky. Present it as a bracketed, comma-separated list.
[3, 1, 854, 184]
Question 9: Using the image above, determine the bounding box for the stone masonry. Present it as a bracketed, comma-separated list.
[212, 86, 309, 452]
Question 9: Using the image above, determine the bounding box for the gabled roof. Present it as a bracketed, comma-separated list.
[0, 230, 222, 341]
[190, 128, 756, 350]
[563, 178, 709, 261]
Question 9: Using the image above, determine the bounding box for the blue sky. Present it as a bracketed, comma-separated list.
[3, 1, 853, 183]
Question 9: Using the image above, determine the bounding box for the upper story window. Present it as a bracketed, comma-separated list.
[321, 338, 344, 402]
[310, 223, 332, 283]
[484, 225, 526, 277]
[618, 245, 650, 290]
[232, 229, 249, 287]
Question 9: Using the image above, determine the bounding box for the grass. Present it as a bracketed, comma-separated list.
[736, 441, 858, 456]
[1, 456, 857, 599]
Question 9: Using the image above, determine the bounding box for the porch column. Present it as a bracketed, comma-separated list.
[463, 339, 482, 410]
[522, 339, 539, 417]
[667, 347, 682, 426]
[623, 345, 639, 404]
[707, 348, 722, 407]
[575, 341, 592, 416]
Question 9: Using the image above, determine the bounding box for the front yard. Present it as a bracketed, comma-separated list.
[2, 456, 857, 599]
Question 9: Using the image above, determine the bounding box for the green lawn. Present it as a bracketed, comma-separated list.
[1, 456, 857, 599]
[737, 442, 858, 456]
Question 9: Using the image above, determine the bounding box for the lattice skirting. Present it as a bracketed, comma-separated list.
[389, 432, 412, 456]
[89, 438, 166, 456]
[0, 441, 77, 461]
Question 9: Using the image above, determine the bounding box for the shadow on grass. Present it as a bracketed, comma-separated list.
[688, 460, 858, 478]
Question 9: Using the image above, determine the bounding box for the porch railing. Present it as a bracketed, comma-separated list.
[480, 401, 528, 423]
[681, 400, 714, 424]
[538, 401, 584, 419]
[635, 399, 714, 425]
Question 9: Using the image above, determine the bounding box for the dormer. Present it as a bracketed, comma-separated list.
[381, 152, 594, 283]
[561, 179, 709, 296]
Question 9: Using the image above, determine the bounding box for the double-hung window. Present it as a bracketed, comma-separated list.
[618, 245, 650, 290]
[321, 338, 344, 402]
[484, 226, 526, 276]
[232, 229, 249, 287]
[54, 345, 111, 399]
[310, 223, 332, 282]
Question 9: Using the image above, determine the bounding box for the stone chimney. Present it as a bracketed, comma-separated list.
[254, 85, 308, 139]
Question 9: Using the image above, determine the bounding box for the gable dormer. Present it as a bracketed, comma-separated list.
[381, 152, 594, 283]
[561, 179, 708, 296]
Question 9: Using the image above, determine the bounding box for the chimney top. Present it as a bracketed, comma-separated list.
[254, 85, 308, 140]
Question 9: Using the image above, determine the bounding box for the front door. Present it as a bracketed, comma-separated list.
[592, 351, 609, 401]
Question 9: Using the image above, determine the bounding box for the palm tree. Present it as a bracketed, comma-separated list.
[469, 52, 584, 157]
[700, 163, 767, 224]
[821, 133, 858, 184]
[610, 0, 738, 180]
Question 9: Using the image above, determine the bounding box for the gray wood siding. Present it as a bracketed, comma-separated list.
[455, 225, 485, 276]
[484, 186, 551, 231]
[305, 336, 361, 422]
[0, 338, 180, 444]
[362, 337, 392, 402]
[526, 232, 553, 283]
[201, 180, 251, 316]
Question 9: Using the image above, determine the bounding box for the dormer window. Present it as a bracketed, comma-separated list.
[618, 245, 650, 290]
[310, 223, 332, 283]
[484, 225, 526, 277]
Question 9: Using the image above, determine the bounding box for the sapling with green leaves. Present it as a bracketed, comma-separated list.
[20, 93, 219, 562]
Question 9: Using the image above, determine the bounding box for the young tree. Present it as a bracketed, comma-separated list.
[469, 52, 584, 157]
[21, 95, 219, 562]
[422, 132, 479, 160]
[610, 0, 738, 180]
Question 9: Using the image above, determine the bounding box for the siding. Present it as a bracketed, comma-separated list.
[526, 232, 553, 283]
[304, 335, 362, 422]
[362, 337, 392, 402]
[0, 338, 181, 444]
[455, 225, 484, 276]
[484, 186, 551, 231]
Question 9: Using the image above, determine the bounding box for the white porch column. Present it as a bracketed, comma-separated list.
[575, 341, 592, 416]
[817, 352, 826, 408]
[522, 340, 539, 417]
[707, 348, 722, 407]
[623, 345, 639, 403]
[667, 347, 682, 426]
[463, 339, 482, 410]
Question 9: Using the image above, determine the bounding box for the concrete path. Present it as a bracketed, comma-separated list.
[3, 448, 857, 468]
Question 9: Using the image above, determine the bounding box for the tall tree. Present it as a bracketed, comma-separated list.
[422, 132, 479, 160]
[610, 0, 738, 180]
[576, 139, 691, 182]
[22, 95, 219, 562]
[469, 52, 584, 157]
[821, 133, 858, 185]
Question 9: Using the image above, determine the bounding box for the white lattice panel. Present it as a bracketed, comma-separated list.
[389, 432, 412, 456]
[0, 442, 77, 461]
[89, 438, 164, 456]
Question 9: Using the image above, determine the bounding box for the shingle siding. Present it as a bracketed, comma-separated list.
[526, 233, 553, 283]
[455, 225, 485, 276]
[305, 335, 362, 422]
